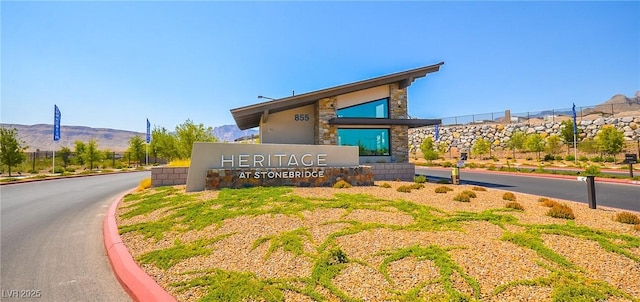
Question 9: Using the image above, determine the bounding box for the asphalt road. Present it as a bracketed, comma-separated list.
[1, 172, 149, 302]
[416, 167, 640, 212]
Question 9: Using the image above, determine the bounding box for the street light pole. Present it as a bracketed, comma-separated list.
[257, 95, 276, 100]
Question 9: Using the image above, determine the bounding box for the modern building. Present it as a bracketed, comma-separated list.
[230, 62, 444, 180]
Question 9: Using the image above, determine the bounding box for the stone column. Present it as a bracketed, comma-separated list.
[389, 83, 409, 163]
[316, 97, 337, 145]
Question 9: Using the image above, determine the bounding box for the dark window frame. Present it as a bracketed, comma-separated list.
[337, 128, 391, 156]
[336, 98, 390, 119]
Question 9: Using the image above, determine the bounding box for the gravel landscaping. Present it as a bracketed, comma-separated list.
[116, 181, 640, 301]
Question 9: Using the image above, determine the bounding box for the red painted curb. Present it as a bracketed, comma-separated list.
[103, 189, 177, 302]
[421, 166, 640, 185]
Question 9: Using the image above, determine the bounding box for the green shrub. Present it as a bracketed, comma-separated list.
[65, 167, 76, 173]
[437, 179, 451, 184]
[51, 167, 64, 174]
[578, 156, 589, 162]
[328, 248, 349, 265]
[604, 156, 615, 163]
[502, 192, 517, 201]
[396, 185, 412, 193]
[547, 204, 575, 220]
[466, 162, 478, 169]
[505, 202, 524, 211]
[590, 156, 603, 162]
[441, 161, 453, 167]
[434, 186, 453, 193]
[379, 183, 392, 188]
[472, 186, 487, 191]
[333, 180, 352, 188]
[555, 155, 564, 161]
[453, 192, 471, 202]
[584, 165, 601, 176]
[409, 183, 424, 190]
[462, 190, 477, 198]
[413, 175, 427, 183]
[564, 155, 575, 161]
[614, 212, 640, 225]
[543, 154, 555, 161]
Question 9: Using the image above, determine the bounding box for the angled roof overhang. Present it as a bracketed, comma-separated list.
[230, 62, 444, 130]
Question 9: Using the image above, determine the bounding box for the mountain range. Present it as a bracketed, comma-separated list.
[0, 123, 258, 152]
[2, 92, 637, 152]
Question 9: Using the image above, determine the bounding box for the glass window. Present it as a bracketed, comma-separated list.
[337, 128, 390, 156]
[337, 98, 389, 118]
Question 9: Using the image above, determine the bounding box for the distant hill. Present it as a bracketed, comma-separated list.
[212, 125, 258, 142]
[0, 124, 258, 152]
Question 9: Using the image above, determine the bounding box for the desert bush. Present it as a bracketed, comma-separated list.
[565, 155, 575, 161]
[441, 161, 453, 167]
[396, 185, 412, 193]
[502, 192, 517, 201]
[379, 183, 392, 188]
[555, 155, 564, 161]
[333, 180, 352, 188]
[409, 183, 424, 190]
[543, 154, 555, 162]
[547, 204, 575, 220]
[584, 165, 601, 176]
[472, 186, 487, 191]
[604, 156, 615, 163]
[505, 202, 525, 211]
[435, 186, 453, 193]
[137, 178, 152, 191]
[538, 197, 551, 203]
[590, 156, 603, 163]
[462, 190, 477, 198]
[614, 212, 640, 225]
[578, 156, 589, 162]
[437, 179, 451, 184]
[414, 175, 427, 183]
[540, 199, 560, 208]
[453, 192, 471, 202]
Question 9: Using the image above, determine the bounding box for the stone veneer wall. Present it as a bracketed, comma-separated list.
[205, 167, 373, 189]
[151, 167, 189, 187]
[316, 97, 338, 145]
[370, 163, 415, 181]
[389, 83, 410, 163]
[409, 117, 640, 154]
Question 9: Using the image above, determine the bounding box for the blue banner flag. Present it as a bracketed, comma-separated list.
[54, 105, 61, 141]
[434, 124, 440, 141]
[572, 103, 578, 135]
[146, 119, 151, 143]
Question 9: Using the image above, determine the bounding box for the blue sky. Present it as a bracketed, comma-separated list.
[2, 1, 638, 133]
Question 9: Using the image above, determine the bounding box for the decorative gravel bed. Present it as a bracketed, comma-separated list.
[116, 181, 640, 301]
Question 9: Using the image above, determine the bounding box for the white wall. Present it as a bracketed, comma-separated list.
[336, 85, 390, 109]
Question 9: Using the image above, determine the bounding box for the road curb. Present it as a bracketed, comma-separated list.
[103, 189, 176, 302]
[420, 166, 640, 185]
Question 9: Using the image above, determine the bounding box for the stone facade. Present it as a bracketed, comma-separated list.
[151, 167, 188, 187]
[389, 83, 409, 163]
[316, 97, 338, 145]
[204, 166, 373, 190]
[409, 116, 640, 154]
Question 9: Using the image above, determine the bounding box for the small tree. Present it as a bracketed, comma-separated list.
[595, 125, 624, 159]
[559, 119, 581, 154]
[507, 131, 526, 158]
[578, 138, 599, 155]
[545, 135, 563, 156]
[524, 133, 545, 161]
[83, 139, 102, 170]
[420, 137, 439, 162]
[74, 141, 86, 165]
[151, 126, 179, 162]
[472, 138, 491, 159]
[128, 135, 146, 166]
[0, 127, 27, 176]
[59, 147, 72, 168]
[175, 119, 218, 159]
